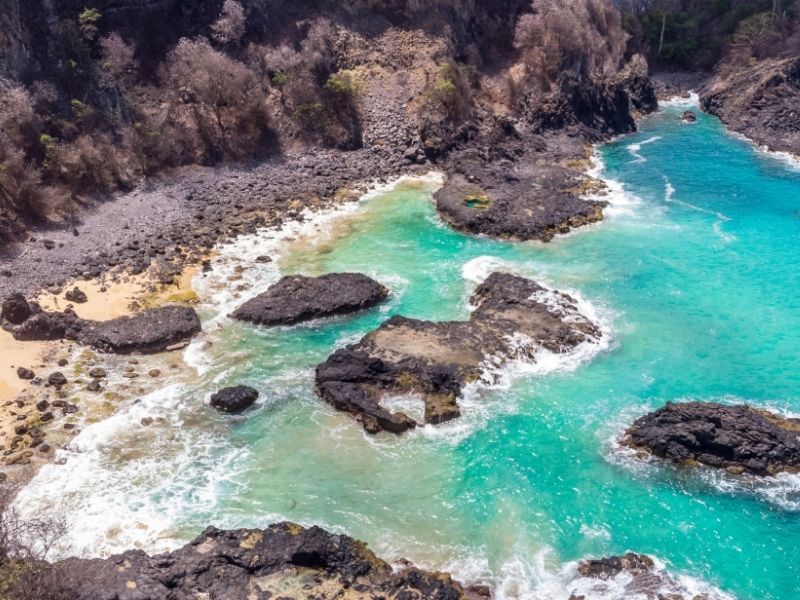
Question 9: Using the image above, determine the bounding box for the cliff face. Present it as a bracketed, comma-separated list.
[701, 57, 800, 156]
[1, 0, 223, 78]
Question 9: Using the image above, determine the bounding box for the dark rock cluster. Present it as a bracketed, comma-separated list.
[39, 522, 472, 600]
[209, 386, 259, 413]
[623, 401, 800, 476]
[1, 293, 201, 354]
[232, 273, 389, 326]
[316, 272, 601, 433]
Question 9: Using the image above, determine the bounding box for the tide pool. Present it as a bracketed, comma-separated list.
[15, 98, 800, 599]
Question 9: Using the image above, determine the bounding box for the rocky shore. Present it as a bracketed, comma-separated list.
[701, 57, 800, 157]
[316, 272, 601, 433]
[622, 401, 800, 476]
[13, 522, 478, 600]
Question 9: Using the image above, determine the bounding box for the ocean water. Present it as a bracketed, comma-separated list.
[15, 98, 800, 599]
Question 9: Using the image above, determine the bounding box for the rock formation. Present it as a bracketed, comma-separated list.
[210, 385, 259, 413]
[0, 293, 201, 354]
[232, 273, 389, 326]
[622, 401, 800, 475]
[32, 522, 472, 600]
[316, 272, 601, 433]
[702, 57, 800, 156]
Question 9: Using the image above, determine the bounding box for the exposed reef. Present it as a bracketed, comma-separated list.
[315, 272, 601, 433]
[1, 293, 200, 354]
[32, 522, 474, 600]
[232, 273, 388, 326]
[622, 401, 800, 476]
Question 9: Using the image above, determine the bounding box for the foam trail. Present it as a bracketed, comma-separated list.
[627, 136, 662, 164]
[662, 176, 735, 243]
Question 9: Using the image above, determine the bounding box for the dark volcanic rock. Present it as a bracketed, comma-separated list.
[701, 57, 800, 156]
[34, 522, 469, 600]
[16, 367, 34, 380]
[316, 272, 601, 433]
[577, 553, 655, 580]
[74, 306, 202, 354]
[682, 110, 697, 122]
[209, 385, 259, 413]
[65, 287, 88, 303]
[232, 273, 389, 326]
[1, 295, 201, 354]
[623, 401, 800, 475]
[435, 171, 605, 243]
[567, 552, 710, 599]
[1, 292, 32, 324]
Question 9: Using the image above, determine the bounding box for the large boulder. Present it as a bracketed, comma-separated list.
[316, 272, 602, 434]
[209, 385, 259, 413]
[1, 294, 201, 354]
[73, 305, 201, 354]
[232, 273, 389, 326]
[435, 171, 605, 243]
[28, 522, 470, 600]
[622, 402, 800, 476]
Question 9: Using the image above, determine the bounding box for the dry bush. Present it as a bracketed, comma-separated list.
[97, 33, 138, 90]
[47, 134, 136, 194]
[212, 0, 247, 47]
[0, 484, 73, 600]
[162, 37, 269, 160]
[514, 0, 628, 88]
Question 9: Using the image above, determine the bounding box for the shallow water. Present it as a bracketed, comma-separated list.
[16, 98, 800, 599]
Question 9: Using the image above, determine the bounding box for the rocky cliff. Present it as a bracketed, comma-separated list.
[701, 56, 800, 156]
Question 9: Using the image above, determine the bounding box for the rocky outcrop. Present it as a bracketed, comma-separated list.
[210, 385, 259, 413]
[33, 522, 471, 600]
[232, 273, 389, 326]
[1, 293, 201, 353]
[701, 57, 800, 156]
[315, 272, 601, 433]
[568, 553, 723, 600]
[622, 401, 800, 476]
[435, 170, 605, 242]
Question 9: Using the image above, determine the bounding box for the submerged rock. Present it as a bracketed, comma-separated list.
[209, 385, 259, 413]
[435, 171, 605, 242]
[1, 294, 201, 354]
[622, 401, 800, 475]
[681, 110, 697, 122]
[232, 273, 389, 326]
[568, 552, 725, 600]
[34, 522, 470, 600]
[316, 272, 601, 434]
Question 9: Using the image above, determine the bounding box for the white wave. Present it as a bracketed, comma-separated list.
[13, 383, 252, 558]
[585, 150, 642, 218]
[439, 547, 734, 600]
[659, 91, 700, 108]
[726, 129, 800, 172]
[627, 136, 662, 164]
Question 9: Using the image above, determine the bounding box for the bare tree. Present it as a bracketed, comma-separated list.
[97, 33, 138, 90]
[211, 0, 246, 47]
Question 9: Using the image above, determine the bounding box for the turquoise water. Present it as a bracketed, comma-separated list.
[16, 99, 800, 598]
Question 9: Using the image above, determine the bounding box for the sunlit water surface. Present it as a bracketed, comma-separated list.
[15, 98, 800, 599]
